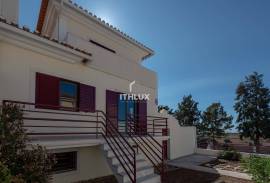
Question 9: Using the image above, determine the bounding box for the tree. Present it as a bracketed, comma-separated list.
[234, 72, 270, 152]
[158, 105, 174, 115]
[201, 103, 233, 146]
[174, 95, 201, 126]
[0, 103, 55, 182]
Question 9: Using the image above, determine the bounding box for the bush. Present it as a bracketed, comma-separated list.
[0, 103, 55, 183]
[218, 150, 241, 161]
[0, 161, 12, 183]
[241, 156, 270, 183]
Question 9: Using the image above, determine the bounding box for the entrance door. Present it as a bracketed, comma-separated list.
[106, 90, 147, 135]
[118, 99, 136, 133]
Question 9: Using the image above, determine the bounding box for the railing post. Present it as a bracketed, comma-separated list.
[96, 112, 99, 139]
[152, 119, 155, 136]
[105, 113, 108, 136]
[134, 149, 136, 183]
[166, 118, 168, 131]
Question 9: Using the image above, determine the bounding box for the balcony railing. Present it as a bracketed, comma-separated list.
[2, 100, 168, 138]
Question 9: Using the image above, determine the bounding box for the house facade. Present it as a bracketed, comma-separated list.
[0, 0, 196, 183]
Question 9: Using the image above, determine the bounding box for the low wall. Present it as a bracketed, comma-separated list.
[196, 148, 270, 158]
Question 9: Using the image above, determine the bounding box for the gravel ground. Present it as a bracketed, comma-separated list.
[203, 159, 246, 173]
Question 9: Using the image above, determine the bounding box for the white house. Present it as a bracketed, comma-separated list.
[0, 0, 196, 182]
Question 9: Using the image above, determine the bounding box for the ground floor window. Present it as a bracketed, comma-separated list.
[53, 151, 77, 173]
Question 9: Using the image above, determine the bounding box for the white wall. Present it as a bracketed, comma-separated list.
[51, 146, 112, 183]
[159, 111, 197, 159]
[0, 42, 157, 116]
[0, 0, 19, 23]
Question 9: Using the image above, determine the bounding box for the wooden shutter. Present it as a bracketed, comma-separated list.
[137, 100, 147, 135]
[35, 73, 60, 109]
[79, 84, 96, 112]
[106, 90, 119, 132]
[162, 140, 168, 160]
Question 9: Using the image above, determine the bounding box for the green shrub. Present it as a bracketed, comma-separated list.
[0, 161, 12, 183]
[0, 104, 55, 183]
[241, 156, 270, 183]
[218, 150, 241, 161]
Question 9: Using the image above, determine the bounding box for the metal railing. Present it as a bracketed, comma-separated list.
[2, 100, 136, 183]
[126, 115, 168, 183]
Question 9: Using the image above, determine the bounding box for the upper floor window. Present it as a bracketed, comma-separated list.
[36, 72, 96, 112]
[60, 80, 78, 109]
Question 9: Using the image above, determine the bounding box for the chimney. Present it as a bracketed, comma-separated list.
[0, 0, 19, 23]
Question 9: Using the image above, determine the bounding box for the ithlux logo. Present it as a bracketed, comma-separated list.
[120, 80, 150, 101]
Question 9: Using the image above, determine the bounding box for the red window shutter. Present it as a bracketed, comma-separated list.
[35, 72, 60, 109]
[137, 100, 147, 135]
[79, 84, 96, 112]
[162, 140, 168, 160]
[106, 90, 119, 132]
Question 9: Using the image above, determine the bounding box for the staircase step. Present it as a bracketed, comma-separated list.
[103, 142, 137, 151]
[137, 173, 161, 183]
[111, 154, 144, 165]
[121, 166, 154, 183]
[106, 147, 137, 158]
[116, 159, 149, 173]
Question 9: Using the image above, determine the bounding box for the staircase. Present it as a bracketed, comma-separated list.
[102, 139, 161, 183]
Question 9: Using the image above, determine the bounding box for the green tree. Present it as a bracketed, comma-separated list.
[174, 95, 201, 126]
[0, 103, 55, 183]
[234, 72, 270, 152]
[201, 103, 233, 145]
[158, 105, 174, 115]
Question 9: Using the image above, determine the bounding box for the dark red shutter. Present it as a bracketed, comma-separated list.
[35, 72, 60, 109]
[79, 84, 96, 112]
[162, 140, 168, 160]
[106, 90, 119, 132]
[137, 100, 147, 135]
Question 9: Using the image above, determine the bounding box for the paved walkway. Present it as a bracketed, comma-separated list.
[167, 154, 216, 167]
[166, 154, 252, 181]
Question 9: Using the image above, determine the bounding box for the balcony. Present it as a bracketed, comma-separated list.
[2, 100, 168, 149]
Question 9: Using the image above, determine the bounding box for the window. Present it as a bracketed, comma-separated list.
[59, 80, 78, 109]
[53, 152, 77, 173]
[36, 73, 96, 112]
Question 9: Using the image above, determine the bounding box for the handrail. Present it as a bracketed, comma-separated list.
[126, 115, 167, 183]
[2, 100, 136, 183]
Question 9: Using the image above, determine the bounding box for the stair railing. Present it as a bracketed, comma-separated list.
[126, 115, 168, 183]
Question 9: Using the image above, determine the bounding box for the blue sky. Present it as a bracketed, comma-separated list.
[20, 0, 270, 123]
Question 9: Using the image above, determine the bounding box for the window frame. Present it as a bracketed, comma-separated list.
[52, 151, 77, 174]
[59, 79, 79, 111]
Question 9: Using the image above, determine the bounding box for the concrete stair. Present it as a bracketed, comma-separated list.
[102, 141, 161, 183]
